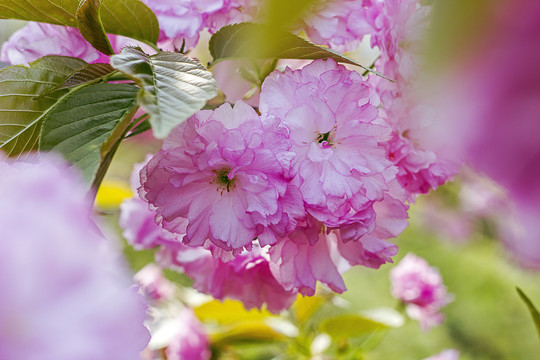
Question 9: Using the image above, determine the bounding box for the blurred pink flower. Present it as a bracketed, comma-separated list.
[368, 0, 460, 197]
[0, 155, 149, 360]
[433, 0, 540, 268]
[390, 253, 452, 331]
[423, 349, 460, 360]
[165, 309, 211, 360]
[134, 264, 175, 302]
[140, 101, 302, 251]
[260, 58, 399, 231]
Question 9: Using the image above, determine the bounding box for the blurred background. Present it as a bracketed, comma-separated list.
[2, 2, 540, 357]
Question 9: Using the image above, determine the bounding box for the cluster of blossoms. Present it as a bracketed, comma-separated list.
[110, 0, 458, 313]
[1, 0, 458, 320]
[0, 155, 150, 360]
[121, 57, 414, 312]
[390, 253, 453, 330]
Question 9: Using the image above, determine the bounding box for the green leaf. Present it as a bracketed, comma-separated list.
[516, 287, 540, 341]
[110, 47, 218, 138]
[38, 63, 116, 98]
[320, 314, 387, 340]
[209, 22, 392, 80]
[39, 82, 138, 184]
[0, 56, 87, 158]
[76, 0, 114, 55]
[0, 0, 159, 46]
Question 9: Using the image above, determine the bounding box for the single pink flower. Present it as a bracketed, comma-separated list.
[390, 253, 452, 330]
[260, 58, 398, 231]
[140, 101, 302, 251]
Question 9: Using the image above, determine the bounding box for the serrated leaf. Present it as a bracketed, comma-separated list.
[110, 47, 218, 138]
[209, 22, 391, 80]
[38, 63, 115, 98]
[320, 314, 387, 340]
[39, 82, 138, 184]
[0, 56, 87, 158]
[516, 287, 540, 341]
[77, 0, 113, 55]
[0, 0, 159, 46]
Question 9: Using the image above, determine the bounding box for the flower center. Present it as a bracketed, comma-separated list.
[316, 130, 334, 148]
[214, 167, 235, 193]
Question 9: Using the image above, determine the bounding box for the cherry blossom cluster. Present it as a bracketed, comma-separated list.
[113, 0, 458, 312]
[0, 0, 459, 314]
[121, 57, 415, 312]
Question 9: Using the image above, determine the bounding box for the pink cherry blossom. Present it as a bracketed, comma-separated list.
[269, 195, 406, 296]
[140, 101, 302, 251]
[268, 219, 348, 296]
[390, 253, 452, 331]
[165, 309, 211, 360]
[141, 0, 257, 50]
[121, 159, 298, 313]
[302, 0, 377, 52]
[260, 58, 398, 231]
[369, 0, 428, 84]
[0, 155, 149, 360]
